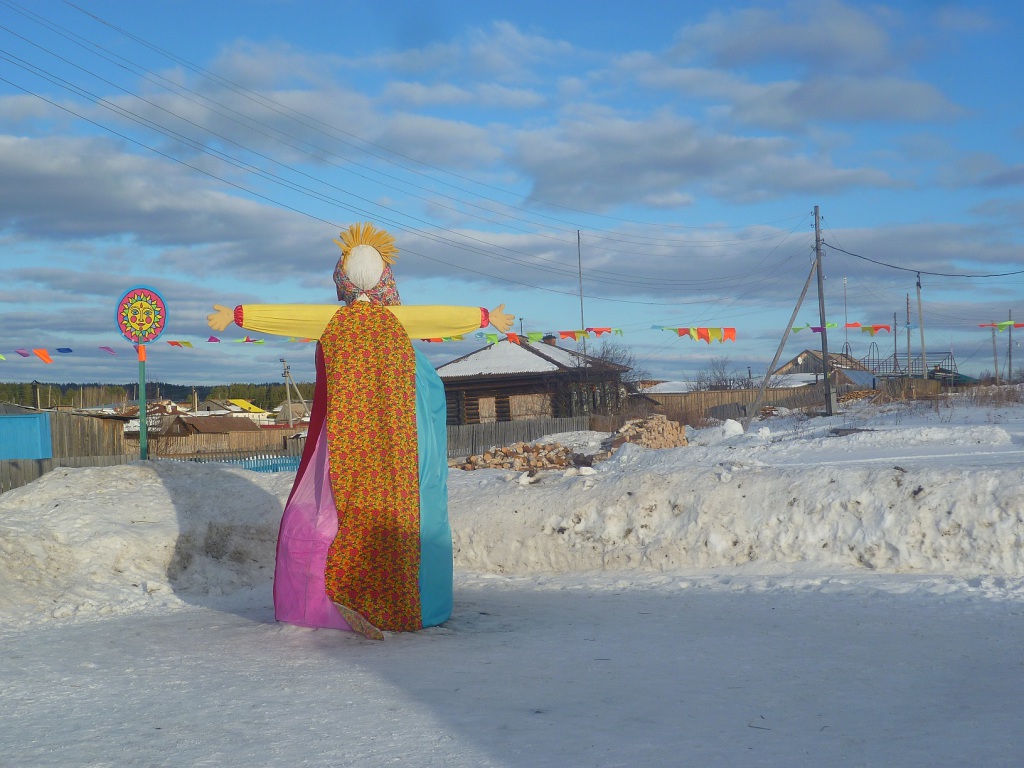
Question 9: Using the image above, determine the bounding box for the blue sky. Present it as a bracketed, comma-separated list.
[1, 0, 1023, 387]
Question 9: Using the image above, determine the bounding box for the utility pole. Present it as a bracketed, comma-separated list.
[893, 312, 899, 373]
[906, 295, 912, 376]
[991, 322, 999, 385]
[280, 358, 305, 428]
[742, 259, 819, 432]
[916, 273, 928, 379]
[1009, 310, 1013, 384]
[814, 206, 836, 415]
[577, 230, 589, 413]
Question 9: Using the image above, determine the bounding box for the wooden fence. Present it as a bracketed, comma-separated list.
[446, 416, 590, 459]
[49, 412, 128, 458]
[645, 384, 829, 421]
[128, 430, 302, 456]
[0, 453, 139, 494]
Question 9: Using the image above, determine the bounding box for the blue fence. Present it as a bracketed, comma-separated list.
[157, 452, 301, 473]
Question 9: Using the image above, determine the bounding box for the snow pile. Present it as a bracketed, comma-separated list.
[0, 462, 290, 625]
[2, 397, 1024, 629]
[449, 443, 1024, 574]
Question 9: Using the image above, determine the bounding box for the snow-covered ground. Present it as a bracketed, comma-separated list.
[3, 393, 1024, 766]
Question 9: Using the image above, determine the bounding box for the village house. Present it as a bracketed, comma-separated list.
[436, 335, 629, 425]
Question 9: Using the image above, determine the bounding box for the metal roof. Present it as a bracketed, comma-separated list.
[436, 339, 597, 378]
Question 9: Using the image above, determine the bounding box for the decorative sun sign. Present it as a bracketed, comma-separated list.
[116, 286, 167, 343]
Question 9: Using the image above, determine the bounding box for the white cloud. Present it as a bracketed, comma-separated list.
[673, 0, 895, 74]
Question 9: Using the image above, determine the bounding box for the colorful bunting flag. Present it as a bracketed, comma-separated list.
[15, 349, 30, 357]
[979, 321, 1023, 331]
[99, 346, 116, 355]
[57, 348, 72, 353]
[33, 349, 53, 364]
[506, 332, 521, 345]
[207, 336, 221, 343]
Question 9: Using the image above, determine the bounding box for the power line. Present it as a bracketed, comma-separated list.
[824, 242, 1024, 278]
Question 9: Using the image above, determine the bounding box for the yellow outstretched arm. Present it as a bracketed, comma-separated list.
[207, 303, 515, 339]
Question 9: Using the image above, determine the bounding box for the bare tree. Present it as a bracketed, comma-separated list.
[591, 339, 649, 386]
[694, 356, 745, 390]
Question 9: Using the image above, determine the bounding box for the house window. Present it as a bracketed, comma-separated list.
[464, 396, 480, 425]
[495, 395, 511, 422]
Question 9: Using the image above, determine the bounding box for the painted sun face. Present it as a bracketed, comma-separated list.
[116, 287, 167, 343]
[127, 299, 156, 331]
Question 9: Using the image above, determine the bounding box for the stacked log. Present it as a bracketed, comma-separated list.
[608, 414, 687, 450]
[451, 442, 594, 472]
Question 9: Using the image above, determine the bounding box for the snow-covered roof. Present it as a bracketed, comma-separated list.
[437, 339, 591, 378]
[641, 380, 700, 394]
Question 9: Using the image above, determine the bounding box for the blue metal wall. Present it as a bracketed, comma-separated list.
[0, 413, 53, 460]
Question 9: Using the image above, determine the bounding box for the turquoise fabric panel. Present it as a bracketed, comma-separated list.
[414, 350, 454, 627]
[0, 413, 53, 460]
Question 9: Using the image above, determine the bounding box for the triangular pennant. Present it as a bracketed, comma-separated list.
[697, 328, 711, 343]
[527, 331, 545, 343]
[675, 328, 689, 337]
[57, 348, 73, 353]
[15, 349, 30, 357]
[861, 326, 878, 336]
[506, 332, 521, 344]
[810, 326, 824, 333]
[99, 346, 116, 355]
[689, 328, 699, 341]
[872, 324, 891, 333]
[33, 349, 53, 364]
[181, 341, 193, 348]
[0, 353, 5, 360]
[825, 322, 838, 328]
[844, 322, 862, 328]
[168, 341, 183, 347]
[207, 336, 221, 343]
[485, 333, 499, 343]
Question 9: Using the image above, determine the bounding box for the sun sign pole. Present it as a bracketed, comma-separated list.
[137, 342, 148, 459]
[116, 287, 168, 461]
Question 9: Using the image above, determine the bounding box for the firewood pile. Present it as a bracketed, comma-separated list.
[450, 442, 591, 472]
[451, 414, 688, 472]
[607, 414, 688, 450]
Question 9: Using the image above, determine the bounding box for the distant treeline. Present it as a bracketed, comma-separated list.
[0, 381, 315, 411]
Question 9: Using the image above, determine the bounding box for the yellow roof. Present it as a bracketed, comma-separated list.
[227, 398, 267, 413]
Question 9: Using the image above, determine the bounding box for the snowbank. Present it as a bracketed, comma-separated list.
[3, 397, 1024, 629]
